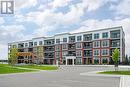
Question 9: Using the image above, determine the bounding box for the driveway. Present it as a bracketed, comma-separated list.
[0, 66, 120, 87]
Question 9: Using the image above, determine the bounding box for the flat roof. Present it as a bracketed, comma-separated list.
[8, 26, 123, 44]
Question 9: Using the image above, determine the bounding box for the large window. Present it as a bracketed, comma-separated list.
[111, 40, 120, 47]
[110, 30, 120, 38]
[34, 42, 37, 46]
[102, 32, 108, 38]
[62, 44, 68, 50]
[94, 33, 99, 39]
[93, 49, 100, 56]
[25, 43, 28, 47]
[93, 41, 100, 48]
[55, 45, 60, 51]
[69, 36, 75, 42]
[76, 50, 82, 57]
[77, 36, 82, 41]
[62, 51, 68, 57]
[102, 40, 109, 47]
[63, 38, 67, 42]
[55, 52, 60, 58]
[56, 39, 60, 44]
[94, 57, 99, 64]
[83, 34, 92, 41]
[44, 39, 55, 45]
[102, 57, 108, 64]
[101, 49, 109, 55]
[39, 41, 42, 45]
[76, 43, 82, 49]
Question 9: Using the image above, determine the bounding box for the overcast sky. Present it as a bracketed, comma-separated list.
[0, 0, 130, 59]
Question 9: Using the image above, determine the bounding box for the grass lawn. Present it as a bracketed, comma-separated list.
[99, 71, 130, 75]
[0, 64, 35, 74]
[17, 65, 58, 70]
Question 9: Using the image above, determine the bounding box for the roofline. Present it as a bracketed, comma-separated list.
[8, 26, 123, 44]
[71, 26, 123, 35]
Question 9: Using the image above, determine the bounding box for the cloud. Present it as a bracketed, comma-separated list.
[0, 44, 8, 60]
[15, 0, 37, 11]
[50, 0, 72, 9]
[0, 25, 26, 45]
[0, 17, 5, 25]
[110, 0, 130, 16]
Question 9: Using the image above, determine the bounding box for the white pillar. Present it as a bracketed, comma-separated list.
[56, 60, 58, 67]
[66, 58, 67, 65]
[72, 58, 74, 66]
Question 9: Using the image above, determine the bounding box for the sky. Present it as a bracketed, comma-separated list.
[0, 0, 130, 59]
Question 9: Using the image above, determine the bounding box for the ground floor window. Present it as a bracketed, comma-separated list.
[76, 58, 82, 65]
[102, 58, 109, 64]
[94, 57, 99, 64]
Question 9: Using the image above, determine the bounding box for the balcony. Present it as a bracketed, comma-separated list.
[44, 46, 54, 52]
[29, 42, 33, 47]
[83, 50, 92, 57]
[44, 53, 54, 58]
[111, 40, 120, 47]
[18, 43, 24, 48]
[68, 44, 75, 50]
[83, 34, 92, 41]
[83, 42, 92, 49]
[110, 30, 120, 39]
[69, 36, 75, 43]
[68, 51, 76, 56]
[44, 39, 55, 46]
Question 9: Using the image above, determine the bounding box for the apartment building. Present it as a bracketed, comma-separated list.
[8, 26, 125, 65]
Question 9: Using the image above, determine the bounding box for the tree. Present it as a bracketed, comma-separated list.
[9, 45, 18, 66]
[112, 48, 120, 71]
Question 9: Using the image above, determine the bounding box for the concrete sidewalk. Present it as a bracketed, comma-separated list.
[122, 76, 130, 87]
[80, 71, 130, 87]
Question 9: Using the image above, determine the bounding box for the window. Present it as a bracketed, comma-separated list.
[94, 57, 99, 64]
[76, 58, 82, 65]
[94, 49, 100, 56]
[111, 40, 120, 47]
[110, 30, 120, 38]
[55, 52, 60, 58]
[102, 58, 108, 64]
[83, 34, 92, 41]
[63, 38, 67, 42]
[39, 41, 42, 45]
[44, 39, 55, 45]
[25, 43, 28, 47]
[56, 39, 60, 44]
[69, 36, 75, 42]
[76, 43, 82, 49]
[62, 44, 68, 50]
[62, 51, 68, 57]
[102, 49, 109, 55]
[93, 41, 100, 48]
[77, 36, 82, 41]
[34, 42, 37, 46]
[76, 50, 82, 57]
[55, 45, 60, 51]
[102, 32, 108, 38]
[102, 40, 109, 47]
[94, 33, 99, 39]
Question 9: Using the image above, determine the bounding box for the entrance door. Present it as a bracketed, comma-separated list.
[68, 59, 72, 65]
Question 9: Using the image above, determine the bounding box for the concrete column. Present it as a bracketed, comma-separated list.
[56, 60, 58, 67]
[66, 58, 67, 65]
[72, 59, 74, 66]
